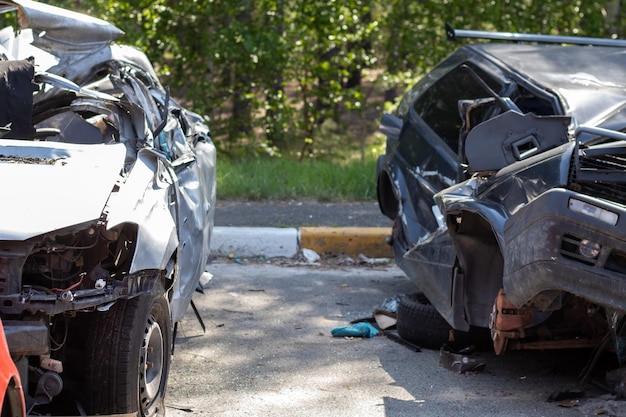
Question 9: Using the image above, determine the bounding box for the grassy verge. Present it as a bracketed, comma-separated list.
[217, 157, 379, 201]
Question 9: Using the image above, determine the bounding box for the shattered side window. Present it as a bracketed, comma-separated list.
[413, 63, 502, 152]
[397, 122, 459, 190]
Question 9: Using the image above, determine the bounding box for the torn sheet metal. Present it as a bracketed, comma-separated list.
[0, 140, 126, 240]
[9, 0, 124, 52]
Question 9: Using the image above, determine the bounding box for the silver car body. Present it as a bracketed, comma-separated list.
[0, 1, 216, 413]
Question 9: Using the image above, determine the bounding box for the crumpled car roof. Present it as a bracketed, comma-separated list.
[474, 43, 626, 128]
[0, 0, 124, 52]
[0, 0, 160, 89]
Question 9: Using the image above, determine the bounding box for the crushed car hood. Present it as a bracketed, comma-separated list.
[0, 140, 125, 241]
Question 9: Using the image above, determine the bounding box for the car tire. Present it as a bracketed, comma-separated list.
[84, 282, 172, 417]
[396, 293, 490, 350]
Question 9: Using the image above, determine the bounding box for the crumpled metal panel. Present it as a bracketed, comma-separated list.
[105, 149, 178, 274]
[0, 4, 157, 92]
[0, 140, 126, 240]
[0, 0, 216, 321]
[170, 140, 216, 323]
[464, 110, 570, 172]
[7, 0, 123, 52]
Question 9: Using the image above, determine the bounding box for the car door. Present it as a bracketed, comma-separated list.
[397, 61, 504, 323]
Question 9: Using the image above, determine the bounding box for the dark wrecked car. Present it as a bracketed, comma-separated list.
[376, 26, 626, 366]
[0, 1, 215, 416]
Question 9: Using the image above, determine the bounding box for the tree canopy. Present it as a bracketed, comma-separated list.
[40, 1, 626, 158]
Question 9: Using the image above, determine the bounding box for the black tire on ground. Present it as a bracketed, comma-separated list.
[84, 282, 172, 417]
[396, 293, 490, 350]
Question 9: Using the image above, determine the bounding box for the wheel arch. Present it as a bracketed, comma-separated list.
[445, 207, 506, 328]
[376, 155, 399, 220]
[377, 169, 398, 220]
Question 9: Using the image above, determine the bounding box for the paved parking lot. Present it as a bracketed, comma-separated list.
[166, 260, 620, 417]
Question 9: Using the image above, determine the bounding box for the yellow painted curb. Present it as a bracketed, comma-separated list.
[299, 227, 392, 258]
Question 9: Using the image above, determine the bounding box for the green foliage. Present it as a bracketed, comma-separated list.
[217, 156, 378, 201]
[44, 0, 619, 162]
[378, 0, 611, 89]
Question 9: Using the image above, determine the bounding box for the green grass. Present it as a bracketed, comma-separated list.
[216, 157, 379, 201]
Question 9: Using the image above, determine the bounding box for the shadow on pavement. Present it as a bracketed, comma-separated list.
[167, 260, 620, 417]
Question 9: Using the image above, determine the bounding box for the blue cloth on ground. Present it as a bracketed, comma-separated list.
[331, 322, 380, 338]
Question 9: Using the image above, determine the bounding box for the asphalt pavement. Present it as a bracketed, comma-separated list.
[166, 202, 625, 416]
[167, 261, 616, 417]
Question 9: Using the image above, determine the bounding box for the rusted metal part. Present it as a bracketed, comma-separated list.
[490, 289, 533, 355]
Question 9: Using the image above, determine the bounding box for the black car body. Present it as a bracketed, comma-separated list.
[0, 1, 216, 415]
[377, 27, 626, 359]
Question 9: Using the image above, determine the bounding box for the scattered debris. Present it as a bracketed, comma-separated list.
[331, 322, 380, 338]
[548, 388, 585, 403]
[227, 253, 244, 264]
[199, 271, 214, 290]
[439, 344, 486, 374]
[373, 294, 401, 329]
[211, 253, 396, 270]
[577, 394, 626, 417]
[357, 253, 391, 266]
[374, 310, 397, 330]
[377, 295, 401, 314]
[301, 248, 321, 263]
[339, 256, 356, 266]
[554, 399, 580, 409]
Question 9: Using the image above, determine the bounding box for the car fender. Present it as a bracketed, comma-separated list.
[106, 148, 178, 274]
[437, 184, 510, 327]
[437, 180, 508, 251]
[169, 140, 216, 323]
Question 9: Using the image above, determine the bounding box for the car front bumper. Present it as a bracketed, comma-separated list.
[503, 188, 626, 312]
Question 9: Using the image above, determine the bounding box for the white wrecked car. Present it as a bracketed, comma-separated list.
[0, 1, 216, 416]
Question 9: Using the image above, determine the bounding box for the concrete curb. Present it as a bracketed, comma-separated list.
[211, 226, 392, 258]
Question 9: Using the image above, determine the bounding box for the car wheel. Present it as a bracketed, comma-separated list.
[396, 293, 490, 350]
[84, 282, 172, 417]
